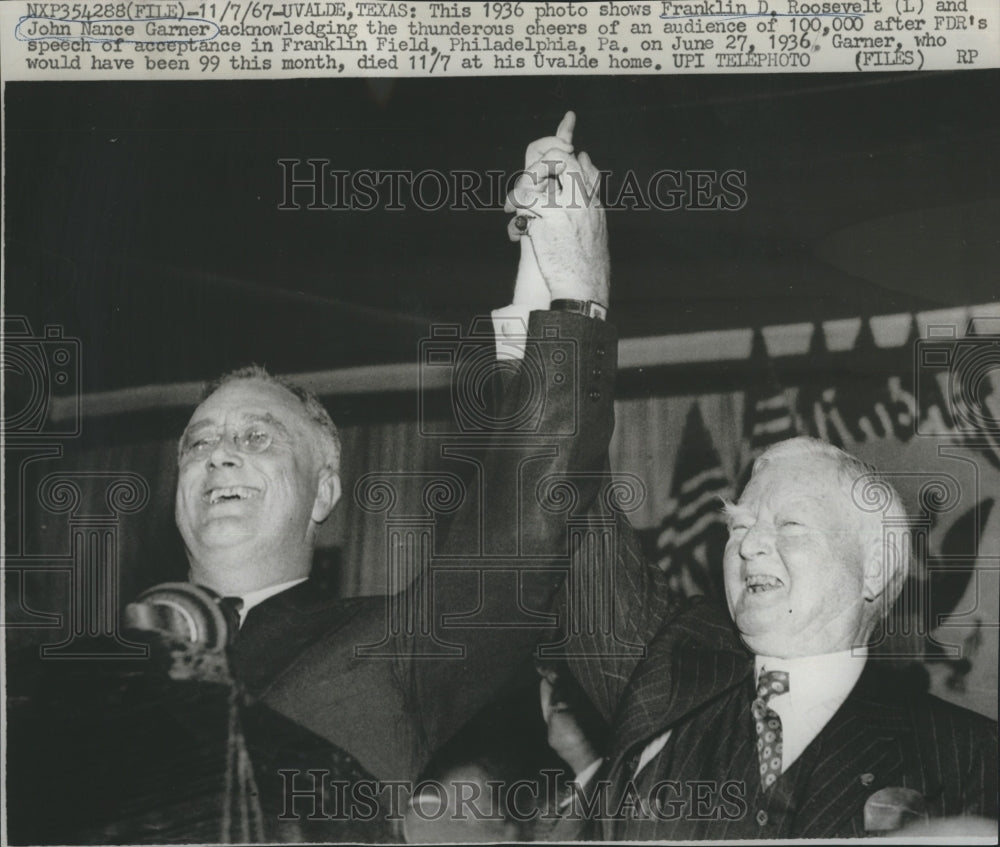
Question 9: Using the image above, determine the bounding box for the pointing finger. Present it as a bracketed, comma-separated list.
[556, 111, 576, 145]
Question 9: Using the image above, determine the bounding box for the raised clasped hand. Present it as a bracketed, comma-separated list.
[505, 111, 610, 309]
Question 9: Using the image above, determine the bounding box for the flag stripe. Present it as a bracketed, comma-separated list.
[657, 402, 733, 600]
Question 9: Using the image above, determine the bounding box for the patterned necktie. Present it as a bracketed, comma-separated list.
[751, 669, 789, 791]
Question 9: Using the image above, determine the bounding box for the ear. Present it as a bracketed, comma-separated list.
[311, 466, 342, 524]
[861, 534, 889, 604]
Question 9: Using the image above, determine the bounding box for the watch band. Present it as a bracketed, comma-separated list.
[549, 299, 608, 321]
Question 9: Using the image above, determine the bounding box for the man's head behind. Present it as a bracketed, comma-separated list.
[175, 365, 342, 596]
[723, 437, 909, 659]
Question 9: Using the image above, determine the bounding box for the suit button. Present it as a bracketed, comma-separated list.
[596, 346, 606, 357]
[592, 367, 602, 378]
[589, 390, 601, 402]
[756, 810, 768, 826]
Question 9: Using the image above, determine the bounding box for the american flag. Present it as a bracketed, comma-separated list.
[656, 402, 732, 599]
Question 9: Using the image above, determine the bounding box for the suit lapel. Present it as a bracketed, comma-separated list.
[240, 580, 338, 630]
[608, 600, 752, 781]
[233, 581, 362, 697]
[793, 666, 914, 837]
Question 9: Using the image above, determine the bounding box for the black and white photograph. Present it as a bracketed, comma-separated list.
[3, 16, 999, 842]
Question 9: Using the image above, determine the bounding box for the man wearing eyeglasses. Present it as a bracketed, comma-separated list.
[175, 368, 343, 644]
[9, 112, 614, 844]
[170, 112, 613, 787]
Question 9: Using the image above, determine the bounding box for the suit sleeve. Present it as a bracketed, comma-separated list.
[541, 375, 740, 728]
[404, 310, 619, 769]
[552, 479, 693, 725]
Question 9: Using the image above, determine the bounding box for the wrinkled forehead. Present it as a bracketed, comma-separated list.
[182, 379, 311, 437]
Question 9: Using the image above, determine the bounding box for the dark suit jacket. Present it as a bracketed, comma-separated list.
[7, 312, 617, 844]
[243, 311, 619, 783]
[231, 578, 372, 699]
[553, 409, 998, 839]
[586, 601, 997, 838]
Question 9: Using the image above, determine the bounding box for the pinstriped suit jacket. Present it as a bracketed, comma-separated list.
[558, 486, 998, 839]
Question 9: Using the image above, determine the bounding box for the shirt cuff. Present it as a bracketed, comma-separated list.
[491, 304, 531, 360]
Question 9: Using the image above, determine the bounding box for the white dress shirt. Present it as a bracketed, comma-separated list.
[755, 647, 867, 772]
[631, 647, 868, 780]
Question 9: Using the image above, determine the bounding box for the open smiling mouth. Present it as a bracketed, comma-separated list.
[746, 574, 784, 594]
[205, 486, 261, 505]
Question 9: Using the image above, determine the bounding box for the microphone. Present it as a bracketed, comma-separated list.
[124, 582, 237, 682]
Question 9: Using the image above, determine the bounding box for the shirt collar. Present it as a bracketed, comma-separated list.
[755, 647, 868, 714]
[237, 577, 308, 626]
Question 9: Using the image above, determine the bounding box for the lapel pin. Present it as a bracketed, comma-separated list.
[860, 773, 875, 786]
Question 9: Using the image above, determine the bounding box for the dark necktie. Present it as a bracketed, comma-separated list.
[218, 596, 244, 643]
[212, 596, 261, 839]
[751, 669, 789, 791]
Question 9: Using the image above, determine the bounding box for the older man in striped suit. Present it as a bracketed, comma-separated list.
[554, 435, 997, 839]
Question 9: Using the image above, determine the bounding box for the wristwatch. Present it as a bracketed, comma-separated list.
[549, 299, 608, 321]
